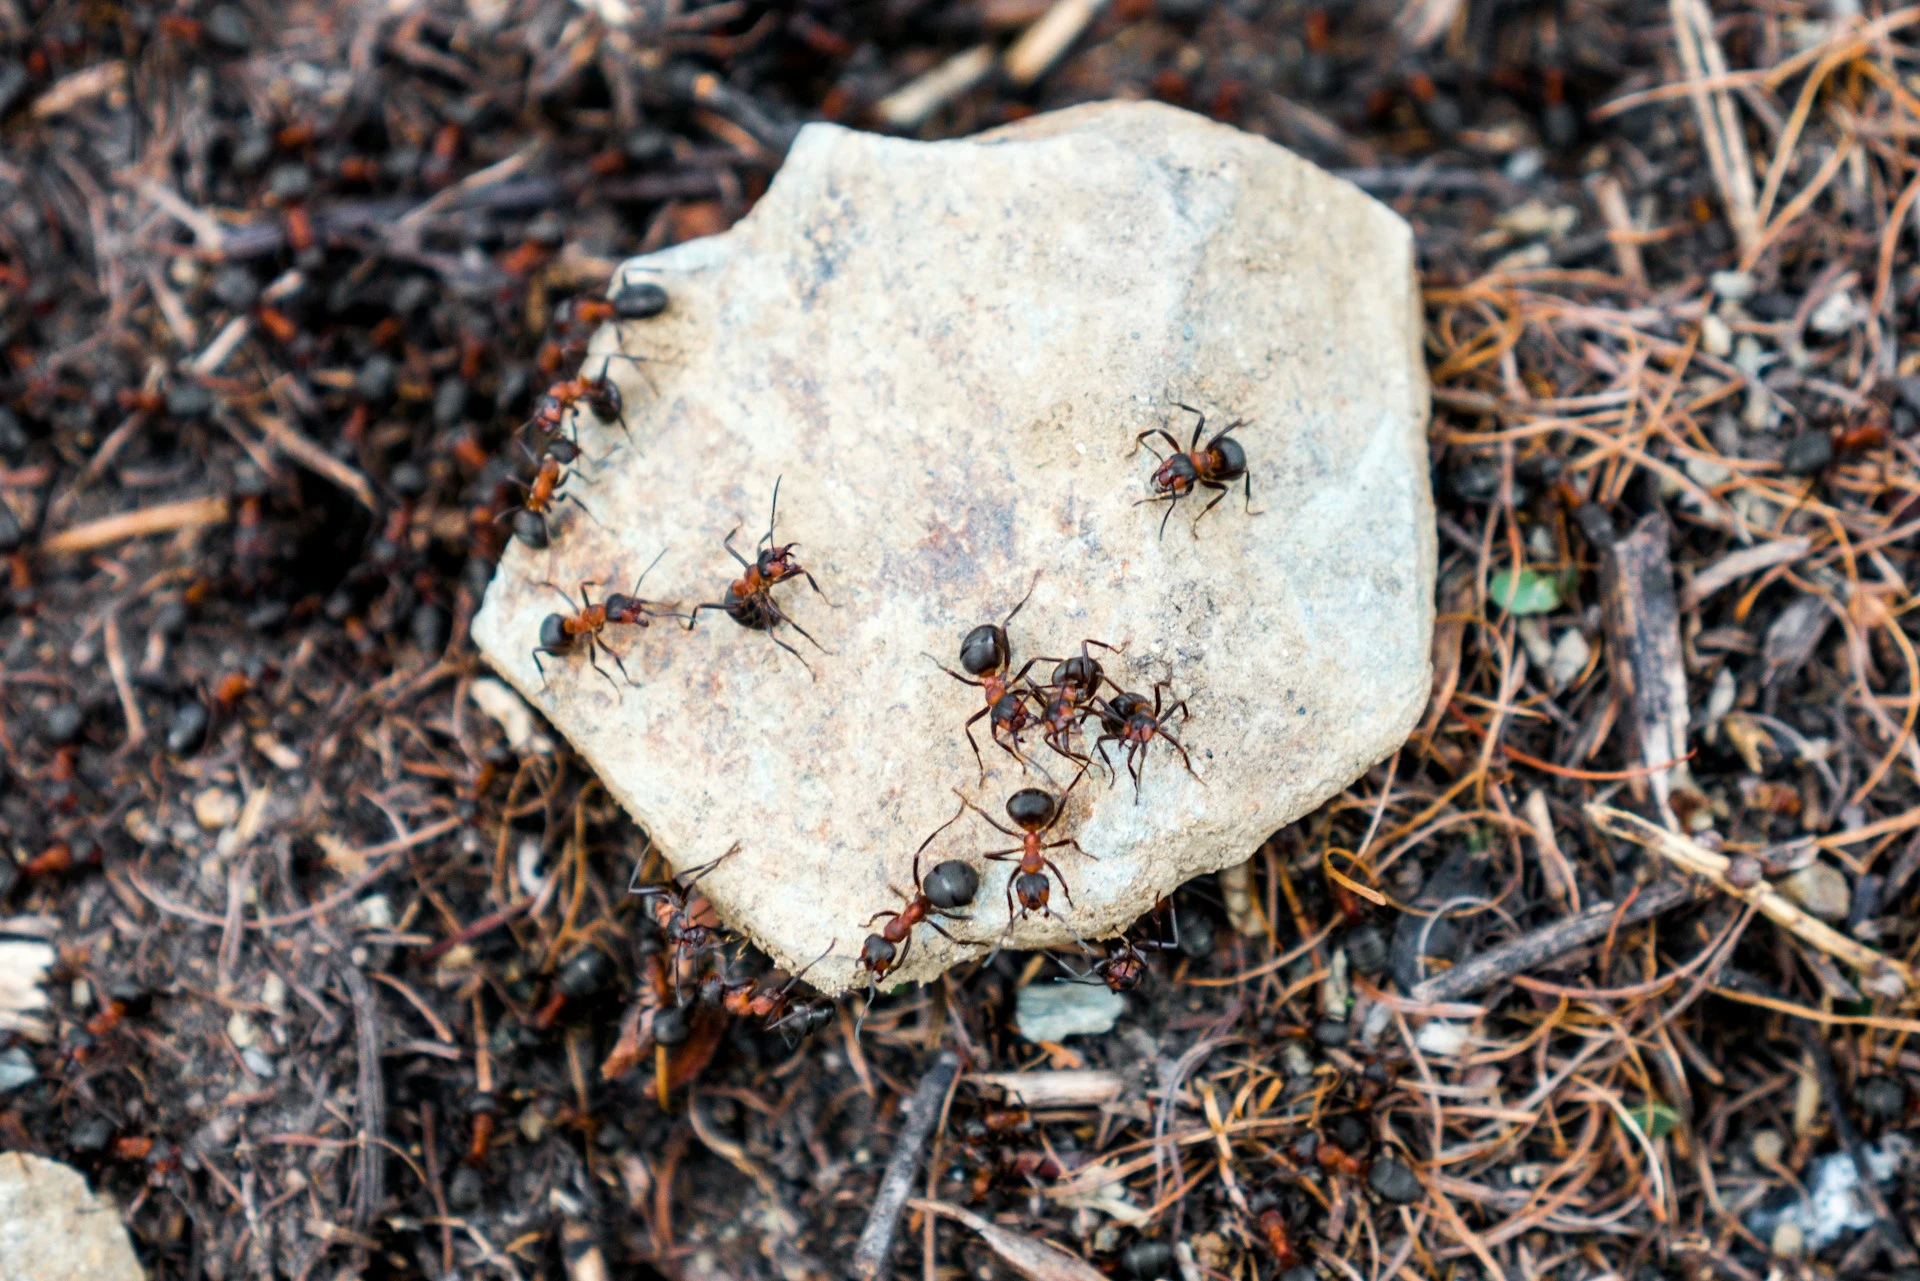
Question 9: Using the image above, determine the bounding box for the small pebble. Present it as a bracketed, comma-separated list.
[392, 276, 434, 316]
[203, 3, 253, 51]
[1016, 982, 1125, 1042]
[449, 1165, 484, 1210]
[166, 701, 209, 756]
[164, 380, 215, 420]
[1342, 922, 1388, 975]
[241, 1048, 276, 1079]
[355, 353, 398, 403]
[0, 407, 27, 461]
[1780, 862, 1850, 922]
[1328, 1114, 1369, 1153]
[210, 266, 259, 312]
[41, 702, 84, 746]
[0, 1047, 36, 1094]
[1857, 1075, 1907, 1123]
[410, 603, 450, 653]
[1367, 1155, 1423, 1204]
[432, 378, 470, 428]
[1724, 855, 1762, 889]
[67, 1116, 113, 1154]
[1782, 431, 1834, 476]
[1311, 1018, 1350, 1047]
[1751, 1128, 1785, 1166]
[194, 787, 241, 832]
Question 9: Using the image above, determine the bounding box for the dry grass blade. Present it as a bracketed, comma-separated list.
[1670, 0, 1759, 256]
[908, 1199, 1105, 1281]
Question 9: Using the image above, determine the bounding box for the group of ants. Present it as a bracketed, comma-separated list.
[498, 276, 1260, 1058]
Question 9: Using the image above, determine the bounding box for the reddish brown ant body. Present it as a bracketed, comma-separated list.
[686, 478, 830, 675]
[631, 843, 740, 969]
[857, 834, 982, 984]
[530, 554, 669, 689]
[1027, 639, 1122, 766]
[700, 945, 834, 1035]
[937, 780, 1092, 923]
[1134, 403, 1256, 539]
[1093, 681, 1202, 800]
[926, 576, 1048, 780]
[505, 450, 593, 549]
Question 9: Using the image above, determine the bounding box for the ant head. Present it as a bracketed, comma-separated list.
[603, 593, 649, 625]
[1006, 788, 1056, 831]
[512, 509, 549, 549]
[538, 613, 569, 649]
[757, 541, 801, 579]
[922, 859, 979, 911]
[959, 624, 1008, 676]
[1100, 947, 1146, 991]
[1013, 871, 1051, 912]
[859, 934, 896, 974]
[1053, 653, 1102, 692]
[1155, 452, 1199, 490]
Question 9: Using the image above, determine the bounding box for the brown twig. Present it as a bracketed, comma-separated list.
[852, 1049, 961, 1281]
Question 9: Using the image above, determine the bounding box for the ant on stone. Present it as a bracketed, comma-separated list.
[1093, 682, 1202, 800]
[858, 832, 982, 985]
[686, 477, 831, 676]
[630, 842, 739, 969]
[504, 445, 597, 550]
[1028, 638, 1122, 766]
[1134, 402, 1256, 539]
[530, 551, 671, 688]
[938, 776, 1093, 925]
[528, 352, 651, 439]
[925, 574, 1048, 781]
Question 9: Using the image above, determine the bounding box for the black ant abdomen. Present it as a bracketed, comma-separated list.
[1006, 787, 1056, 830]
[512, 508, 550, 549]
[539, 613, 571, 652]
[612, 279, 669, 320]
[959, 623, 1010, 677]
[923, 859, 979, 911]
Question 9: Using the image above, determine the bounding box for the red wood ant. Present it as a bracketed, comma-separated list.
[700, 944, 834, 1036]
[530, 553, 669, 689]
[504, 444, 600, 549]
[858, 831, 982, 984]
[1134, 403, 1256, 539]
[938, 778, 1092, 924]
[1028, 639, 1122, 766]
[925, 575, 1048, 781]
[631, 843, 739, 970]
[686, 477, 830, 676]
[526, 353, 649, 441]
[1057, 936, 1172, 992]
[1093, 681, 1202, 800]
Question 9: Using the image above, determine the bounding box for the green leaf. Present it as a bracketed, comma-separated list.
[1626, 1101, 1678, 1141]
[1490, 567, 1563, 615]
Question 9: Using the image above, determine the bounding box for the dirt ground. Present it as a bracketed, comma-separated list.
[4, 0, 1920, 1278]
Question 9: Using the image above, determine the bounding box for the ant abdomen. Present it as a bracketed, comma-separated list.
[539, 614, 571, 650]
[1006, 787, 1056, 830]
[923, 860, 979, 910]
[959, 624, 1008, 676]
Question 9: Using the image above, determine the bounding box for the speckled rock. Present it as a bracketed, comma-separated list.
[0, 1153, 145, 1280]
[472, 101, 1433, 996]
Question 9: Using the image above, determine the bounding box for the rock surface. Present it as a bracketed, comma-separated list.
[472, 101, 1433, 996]
[0, 1153, 145, 1280]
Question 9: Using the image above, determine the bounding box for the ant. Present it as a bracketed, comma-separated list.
[1093, 681, 1202, 800]
[1133, 402, 1256, 539]
[858, 832, 982, 985]
[504, 446, 597, 550]
[938, 777, 1092, 924]
[1027, 638, 1122, 766]
[686, 477, 830, 676]
[1058, 935, 1174, 992]
[530, 553, 671, 689]
[700, 944, 833, 1032]
[925, 575, 1048, 781]
[527, 353, 650, 440]
[631, 843, 739, 970]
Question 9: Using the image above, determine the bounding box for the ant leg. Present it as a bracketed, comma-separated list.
[585, 642, 622, 692]
[1190, 481, 1231, 534]
[1043, 837, 1094, 860]
[799, 568, 836, 607]
[1179, 403, 1207, 451]
[559, 492, 605, 528]
[914, 798, 970, 882]
[1243, 469, 1263, 517]
[925, 918, 969, 943]
[1157, 495, 1180, 541]
[1156, 726, 1203, 783]
[761, 597, 827, 652]
[765, 628, 818, 679]
[960, 708, 990, 783]
[601, 639, 636, 687]
[864, 907, 902, 929]
[1130, 428, 1183, 460]
[760, 476, 785, 553]
[684, 600, 731, 632]
[1128, 747, 1145, 803]
[531, 647, 554, 687]
[1092, 735, 1122, 786]
[538, 579, 587, 614]
[924, 655, 985, 689]
[952, 788, 1022, 839]
[1045, 861, 1077, 907]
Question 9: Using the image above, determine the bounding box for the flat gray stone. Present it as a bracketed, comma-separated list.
[1016, 982, 1128, 1042]
[0, 1153, 144, 1280]
[472, 101, 1433, 996]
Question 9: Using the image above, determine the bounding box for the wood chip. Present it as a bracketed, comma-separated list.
[40, 495, 231, 556]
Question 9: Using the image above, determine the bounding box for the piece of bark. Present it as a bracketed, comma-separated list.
[852, 1050, 961, 1280]
[1599, 511, 1697, 825]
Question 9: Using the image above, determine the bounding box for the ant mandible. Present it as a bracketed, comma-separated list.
[686, 476, 831, 676]
[858, 838, 982, 981]
[1134, 402, 1257, 539]
[936, 776, 1093, 924]
[1093, 681, 1203, 800]
[925, 574, 1048, 782]
[529, 551, 670, 689]
[1028, 638, 1123, 767]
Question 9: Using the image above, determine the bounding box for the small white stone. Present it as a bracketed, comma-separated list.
[356, 894, 394, 931]
[1808, 290, 1861, 335]
[192, 787, 240, 832]
[1751, 1128, 1785, 1166]
[1780, 863, 1850, 922]
[226, 1011, 258, 1049]
[1700, 313, 1733, 357]
[259, 973, 287, 1015]
[1711, 270, 1756, 300]
[1770, 1221, 1804, 1259]
[1546, 629, 1591, 690]
[1415, 1019, 1469, 1056]
[1015, 982, 1126, 1042]
[1686, 454, 1733, 488]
